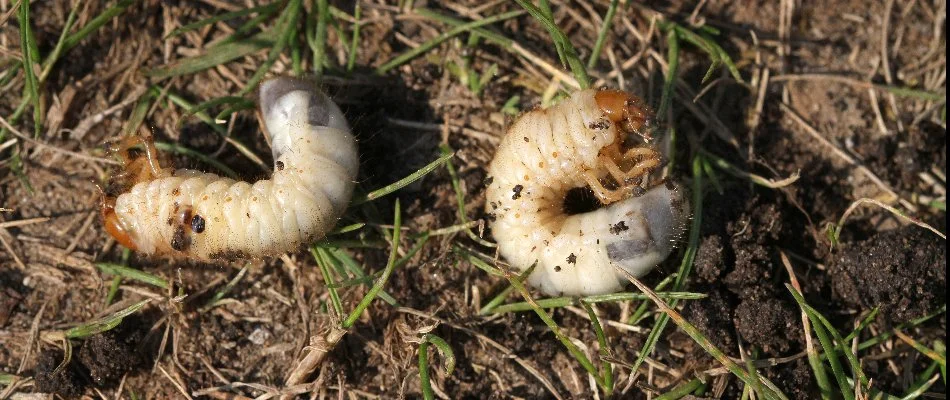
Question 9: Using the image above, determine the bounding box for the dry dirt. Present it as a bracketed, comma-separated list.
[0, 1, 946, 399]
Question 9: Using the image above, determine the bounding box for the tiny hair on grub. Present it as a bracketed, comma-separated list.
[101, 77, 358, 261]
[485, 88, 689, 296]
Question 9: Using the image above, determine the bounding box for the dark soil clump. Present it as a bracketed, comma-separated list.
[681, 288, 737, 354]
[830, 225, 946, 324]
[734, 298, 801, 354]
[690, 188, 807, 355]
[33, 318, 148, 397]
[766, 359, 817, 400]
[33, 349, 86, 398]
[77, 322, 146, 385]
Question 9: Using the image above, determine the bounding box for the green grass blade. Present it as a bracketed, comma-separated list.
[513, 0, 590, 88]
[203, 266, 249, 309]
[442, 145, 497, 248]
[879, 84, 945, 101]
[1, 0, 131, 139]
[215, 7, 283, 47]
[330, 223, 365, 235]
[394, 233, 429, 269]
[454, 245, 504, 277]
[538, 0, 565, 67]
[894, 330, 946, 367]
[121, 90, 153, 137]
[655, 378, 704, 399]
[627, 274, 675, 325]
[155, 87, 266, 170]
[343, 199, 402, 328]
[17, 0, 41, 137]
[346, 3, 362, 73]
[182, 96, 254, 122]
[843, 308, 879, 342]
[419, 333, 456, 400]
[787, 285, 855, 400]
[936, 340, 946, 385]
[62, 0, 135, 52]
[148, 32, 276, 79]
[414, 8, 515, 49]
[580, 300, 613, 394]
[657, 28, 679, 117]
[479, 285, 516, 315]
[586, 0, 621, 70]
[240, 0, 302, 95]
[669, 23, 742, 83]
[105, 276, 122, 306]
[502, 264, 606, 390]
[619, 270, 787, 400]
[630, 157, 703, 376]
[312, 247, 344, 318]
[0, 373, 17, 385]
[64, 299, 150, 339]
[376, 10, 524, 74]
[329, 248, 398, 306]
[311, 0, 330, 78]
[214, 101, 257, 121]
[153, 88, 222, 133]
[165, 4, 279, 39]
[805, 317, 834, 400]
[818, 305, 946, 361]
[96, 263, 170, 290]
[39, 0, 82, 81]
[490, 291, 705, 314]
[354, 151, 454, 204]
[902, 361, 940, 399]
[805, 303, 875, 392]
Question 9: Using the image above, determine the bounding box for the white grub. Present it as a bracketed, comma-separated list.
[104, 77, 358, 261]
[485, 88, 689, 296]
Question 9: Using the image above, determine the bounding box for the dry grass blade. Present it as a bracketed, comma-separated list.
[282, 201, 403, 396]
[281, 325, 347, 397]
[892, 330, 946, 366]
[779, 102, 914, 211]
[702, 150, 800, 189]
[771, 74, 944, 102]
[0, 216, 49, 229]
[376, 10, 525, 74]
[616, 266, 789, 400]
[830, 197, 946, 249]
[0, 114, 119, 165]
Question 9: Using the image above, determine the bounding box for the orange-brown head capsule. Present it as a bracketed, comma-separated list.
[594, 89, 655, 141]
[594, 89, 630, 123]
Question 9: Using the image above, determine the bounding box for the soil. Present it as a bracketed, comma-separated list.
[831, 225, 947, 325]
[33, 349, 86, 398]
[0, 0, 945, 399]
